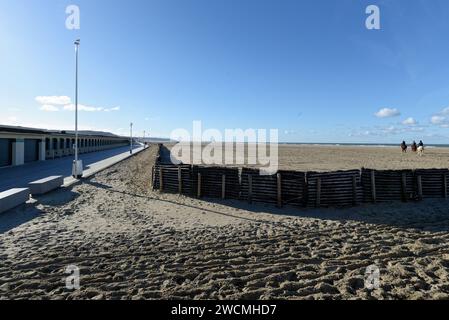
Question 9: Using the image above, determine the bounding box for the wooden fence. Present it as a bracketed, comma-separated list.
[414, 169, 449, 199]
[152, 144, 449, 208]
[152, 163, 195, 196]
[361, 169, 414, 203]
[240, 168, 306, 207]
[306, 170, 363, 208]
[193, 166, 240, 200]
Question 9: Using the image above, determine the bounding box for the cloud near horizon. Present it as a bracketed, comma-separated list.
[35, 96, 71, 105]
[39, 104, 59, 112]
[63, 104, 121, 112]
[402, 117, 417, 126]
[375, 108, 401, 118]
[430, 107, 449, 128]
[36, 96, 120, 113]
[350, 124, 425, 138]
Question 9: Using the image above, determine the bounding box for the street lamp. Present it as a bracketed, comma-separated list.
[130, 122, 133, 154]
[72, 39, 83, 179]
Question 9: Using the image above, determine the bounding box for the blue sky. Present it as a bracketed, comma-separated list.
[1, 0, 449, 143]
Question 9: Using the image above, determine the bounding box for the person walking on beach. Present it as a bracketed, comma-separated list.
[401, 141, 407, 153]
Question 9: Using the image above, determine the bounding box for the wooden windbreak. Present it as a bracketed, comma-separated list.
[361, 169, 414, 202]
[306, 170, 363, 208]
[152, 164, 195, 196]
[193, 166, 240, 200]
[151, 146, 449, 208]
[413, 169, 449, 199]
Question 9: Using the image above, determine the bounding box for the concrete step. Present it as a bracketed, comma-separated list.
[0, 188, 30, 214]
[28, 176, 64, 195]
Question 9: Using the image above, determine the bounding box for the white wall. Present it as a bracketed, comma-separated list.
[12, 139, 25, 166]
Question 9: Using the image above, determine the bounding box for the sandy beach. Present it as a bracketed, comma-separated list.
[1, 145, 449, 300]
[173, 143, 449, 171]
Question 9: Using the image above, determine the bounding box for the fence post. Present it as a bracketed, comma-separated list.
[316, 177, 321, 208]
[401, 172, 407, 202]
[248, 174, 253, 204]
[417, 175, 423, 201]
[222, 174, 226, 200]
[159, 167, 164, 192]
[178, 166, 182, 195]
[352, 175, 358, 206]
[444, 174, 448, 199]
[277, 173, 282, 208]
[151, 166, 155, 189]
[370, 170, 376, 203]
[197, 173, 202, 198]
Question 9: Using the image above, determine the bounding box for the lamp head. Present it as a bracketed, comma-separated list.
[74, 39, 80, 46]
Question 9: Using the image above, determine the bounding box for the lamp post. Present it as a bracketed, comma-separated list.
[130, 122, 133, 154]
[72, 39, 83, 179]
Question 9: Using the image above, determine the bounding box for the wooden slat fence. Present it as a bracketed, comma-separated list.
[414, 169, 449, 199]
[193, 166, 240, 200]
[361, 169, 414, 202]
[152, 164, 195, 196]
[240, 168, 278, 205]
[279, 170, 307, 207]
[306, 170, 363, 208]
[151, 145, 449, 208]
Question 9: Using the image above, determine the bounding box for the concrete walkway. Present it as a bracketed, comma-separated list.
[0, 145, 145, 193]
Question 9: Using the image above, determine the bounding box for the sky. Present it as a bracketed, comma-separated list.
[2, 0, 449, 143]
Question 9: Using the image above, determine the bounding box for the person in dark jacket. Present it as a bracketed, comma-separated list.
[401, 141, 407, 153]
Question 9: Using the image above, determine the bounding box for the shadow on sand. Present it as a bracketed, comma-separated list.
[83, 180, 449, 233]
[0, 188, 81, 234]
[0, 204, 44, 234]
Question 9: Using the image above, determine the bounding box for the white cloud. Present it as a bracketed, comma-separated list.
[430, 107, 449, 127]
[63, 104, 103, 112]
[402, 117, 417, 125]
[375, 108, 401, 118]
[35, 96, 71, 105]
[62, 104, 120, 112]
[350, 124, 425, 137]
[35, 95, 120, 113]
[77, 104, 102, 112]
[104, 106, 120, 112]
[431, 115, 445, 125]
[40, 105, 59, 112]
[440, 107, 449, 115]
[425, 105, 449, 128]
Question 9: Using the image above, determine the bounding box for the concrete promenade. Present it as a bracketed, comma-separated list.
[0, 144, 145, 193]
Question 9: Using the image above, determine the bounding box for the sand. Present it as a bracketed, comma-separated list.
[173, 143, 449, 171]
[1, 145, 449, 300]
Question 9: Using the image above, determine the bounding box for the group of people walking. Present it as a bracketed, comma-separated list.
[401, 140, 424, 154]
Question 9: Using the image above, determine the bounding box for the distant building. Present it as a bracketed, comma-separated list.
[0, 125, 129, 167]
